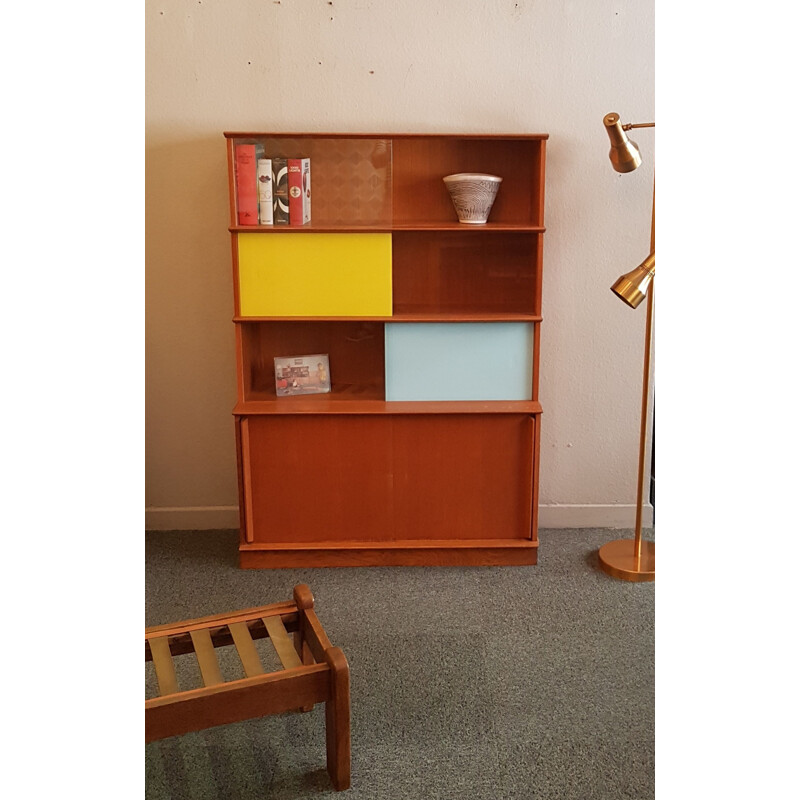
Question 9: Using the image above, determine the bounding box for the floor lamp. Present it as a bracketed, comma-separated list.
[597, 112, 656, 582]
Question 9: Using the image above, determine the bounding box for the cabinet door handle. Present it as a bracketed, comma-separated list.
[241, 418, 255, 543]
[529, 414, 540, 540]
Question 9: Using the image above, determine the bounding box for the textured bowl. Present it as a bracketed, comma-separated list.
[443, 173, 503, 224]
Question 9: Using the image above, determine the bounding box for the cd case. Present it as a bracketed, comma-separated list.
[274, 354, 331, 396]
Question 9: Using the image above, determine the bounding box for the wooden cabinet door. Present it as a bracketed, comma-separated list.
[239, 414, 534, 544]
[390, 414, 535, 540]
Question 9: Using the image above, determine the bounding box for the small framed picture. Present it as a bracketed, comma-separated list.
[274, 354, 331, 396]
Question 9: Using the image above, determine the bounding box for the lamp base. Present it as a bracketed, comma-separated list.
[597, 539, 655, 582]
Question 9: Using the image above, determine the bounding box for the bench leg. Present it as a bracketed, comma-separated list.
[324, 646, 351, 791]
[293, 585, 316, 712]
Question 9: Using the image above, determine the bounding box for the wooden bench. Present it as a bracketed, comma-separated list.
[145, 584, 351, 791]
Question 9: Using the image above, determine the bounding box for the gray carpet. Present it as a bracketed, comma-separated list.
[145, 528, 654, 799]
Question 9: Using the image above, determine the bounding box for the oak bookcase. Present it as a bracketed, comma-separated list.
[224, 132, 548, 568]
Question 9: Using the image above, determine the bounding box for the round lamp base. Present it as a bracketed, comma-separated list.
[597, 539, 655, 582]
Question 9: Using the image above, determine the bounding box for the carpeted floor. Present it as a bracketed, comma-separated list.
[145, 528, 654, 799]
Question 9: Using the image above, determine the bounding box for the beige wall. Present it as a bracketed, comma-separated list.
[145, 0, 655, 530]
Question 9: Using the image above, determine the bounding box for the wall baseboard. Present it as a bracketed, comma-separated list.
[538, 503, 653, 529]
[145, 506, 240, 531]
[145, 504, 653, 532]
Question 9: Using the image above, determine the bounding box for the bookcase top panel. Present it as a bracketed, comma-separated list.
[224, 132, 549, 141]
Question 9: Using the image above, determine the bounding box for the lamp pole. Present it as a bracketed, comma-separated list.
[597, 114, 656, 582]
[633, 187, 655, 564]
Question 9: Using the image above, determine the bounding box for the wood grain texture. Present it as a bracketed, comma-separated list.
[148, 636, 179, 697]
[392, 231, 539, 316]
[228, 622, 264, 678]
[324, 647, 351, 791]
[293, 584, 316, 711]
[243, 414, 534, 545]
[238, 320, 385, 402]
[145, 664, 330, 743]
[233, 399, 542, 415]
[189, 628, 224, 687]
[391, 137, 543, 224]
[301, 607, 335, 665]
[263, 615, 302, 670]
[241, 418, 255, 543]
[240, 542, 539, 569]
[228, 222, 545, 233]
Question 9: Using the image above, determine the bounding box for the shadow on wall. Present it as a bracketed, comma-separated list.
[145, 133, 240, 510]
[146, 133, 232, 309]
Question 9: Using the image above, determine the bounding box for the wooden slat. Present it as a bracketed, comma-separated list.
[228, 622, 264, 678]
[145, 614, 301, 661]
[190, 628, 224, 687]
[263, 615, 303, 669]
[145, 603, 297, 639]
[148, 636, 179, 697]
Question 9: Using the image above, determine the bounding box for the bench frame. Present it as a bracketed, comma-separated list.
[145, 584, 351, 791]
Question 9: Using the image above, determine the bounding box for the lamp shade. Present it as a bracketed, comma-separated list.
[611, 253, 655, 309]
[604, 112, 642, 173]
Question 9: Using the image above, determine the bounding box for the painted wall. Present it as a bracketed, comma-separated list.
[145, 0, 655, 530]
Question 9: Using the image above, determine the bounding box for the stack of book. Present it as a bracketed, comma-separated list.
[234, 144, 311, 226]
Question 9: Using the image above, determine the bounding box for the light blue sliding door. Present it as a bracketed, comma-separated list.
[385, 322, 533, 401]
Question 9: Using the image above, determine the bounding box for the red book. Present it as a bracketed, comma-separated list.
[288, 157, 311, 225]
[234, 144, 264, 225]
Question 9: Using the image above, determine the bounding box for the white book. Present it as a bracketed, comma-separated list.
[257, 158, 273, 224]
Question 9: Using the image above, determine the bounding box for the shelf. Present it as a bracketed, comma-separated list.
[395, 223, 545, 232]
[233, 397, 543, 415]
[234, 314, 543, 323]
[230, 223, 546, 233]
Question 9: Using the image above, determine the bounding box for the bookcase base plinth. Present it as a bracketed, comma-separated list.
[239, 540, 539, 569]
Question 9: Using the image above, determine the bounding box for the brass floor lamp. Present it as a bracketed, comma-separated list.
[597, 112, 656, 582]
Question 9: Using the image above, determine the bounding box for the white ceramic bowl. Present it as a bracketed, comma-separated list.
[442, 173, 503, 224]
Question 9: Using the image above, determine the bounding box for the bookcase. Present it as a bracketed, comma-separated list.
[225, 132, 547, 568]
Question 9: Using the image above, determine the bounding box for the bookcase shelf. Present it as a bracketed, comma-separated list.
[234, 314, 543, 323]
[233, 399, 543, 416]
[226, 131, 547, 568]
[229, 223, 546, 233]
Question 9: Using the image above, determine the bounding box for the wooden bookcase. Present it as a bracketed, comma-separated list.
[224, 132, 548, 568]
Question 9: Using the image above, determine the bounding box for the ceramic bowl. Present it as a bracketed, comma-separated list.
[442, 173, 503, 223]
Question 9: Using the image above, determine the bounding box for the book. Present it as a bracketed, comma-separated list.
[288, 157, 311, 225]
[256, 158, 273, 225]
[234, 143, 264, 225]
[274, 354, 331, 397]
[272, 158, 289, 225]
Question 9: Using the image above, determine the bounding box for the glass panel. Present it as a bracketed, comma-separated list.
[235, 137, 393, 225]
[392, 232, 538, 315]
